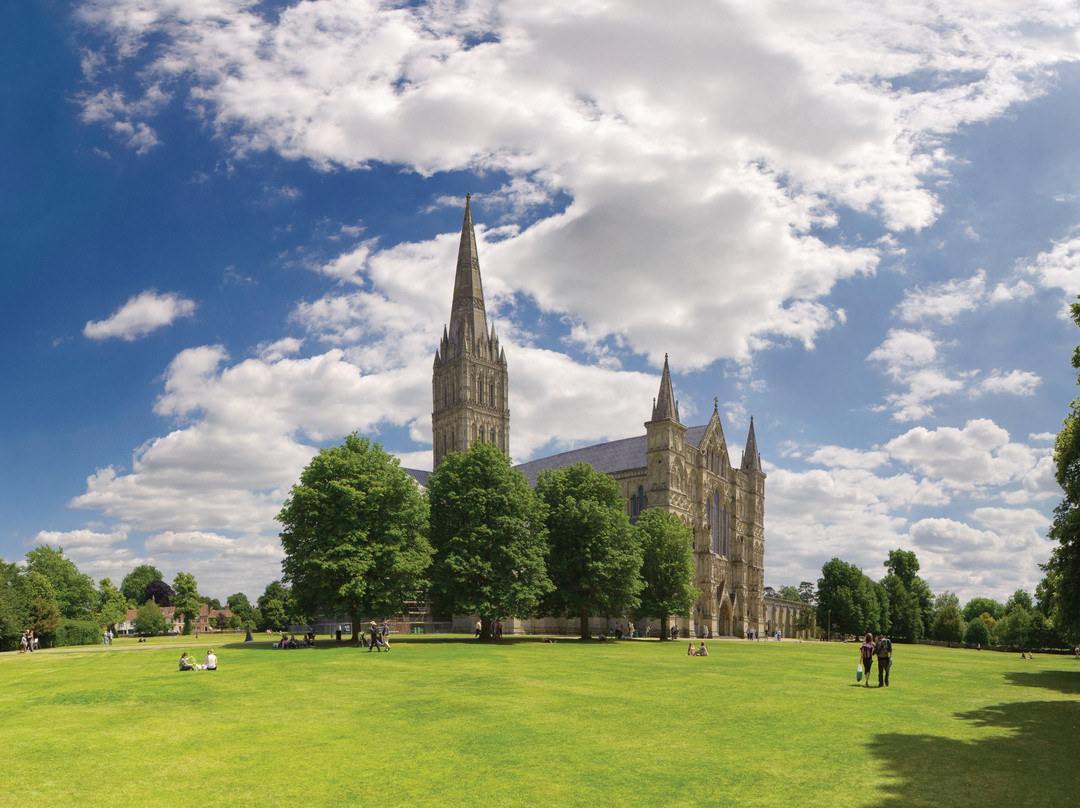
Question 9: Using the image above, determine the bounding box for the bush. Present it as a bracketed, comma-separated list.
[55, 619, 103, 648]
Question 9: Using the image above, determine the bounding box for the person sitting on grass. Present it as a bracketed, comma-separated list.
[179, 652, 195, 671]
[697, 642, 709, 657]
[687, 642, 697, 656]
[204, 650, 217, 671]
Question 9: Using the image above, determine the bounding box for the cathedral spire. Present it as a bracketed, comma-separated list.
[449, 193, 488, 345]
[741, 416, 762, 472]
[651, 353, 680, 422]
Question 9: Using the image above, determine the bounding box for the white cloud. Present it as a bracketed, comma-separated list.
[895, 270, 987, 324]
[1023, 235, 1080, 306]
[976, 369, 1041, 397]
[84, 290, 196, 341]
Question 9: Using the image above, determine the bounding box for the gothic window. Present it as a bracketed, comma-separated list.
[721, 503, 729, 557]
[479, 426, 485, 443]
[712, 491, 721, 555]
[490, 382, 495, 406]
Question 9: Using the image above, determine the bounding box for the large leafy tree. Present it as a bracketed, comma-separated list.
[257, 580, 293, 632]
[96, 578, 129, 630]
[0, 561, 30, 651]
[121, 565, 163, 605]
[134, 600, 167, 636]
[883, 548, 933, 636]
[962, 597, 1004, 623]
[428, 441, 551, 640]
[536, 463, 642, 639]
[1046, 296, 1080, 645]
[227, 592, 255, 625]
[24, 545, 96, 619]
[633, 508, 698, 640]
[144, 579, 175, 607]
[279, 434, 431, 638]
[172, 572, 201, 634]
[817, 558, 886, 637]
[930, 591, 965, 643]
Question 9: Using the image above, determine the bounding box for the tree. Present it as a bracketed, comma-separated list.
[227, 592, 255, 625]
[279, 434, 432, 639]
[882, 575, 923, 641]
[121, 565, 163, 605]
[777, 585, 800, 601]
[817, 558, 885, 637]
[633, 508, 698, 640]
[883, 549, 933, 634]
[962, 597, 1004, 623]
[1047, 296, 1080, 644]
[257, 581, 292, 632]
[930, 591, 965, 643]
[1005, 589, 1033, 614]
[428, 441, 551, 640]
[29, 597, 61, 644]
[134, 600, 167, 636]
[963, 617, 991, 646]
[24, 545, 96, 619]
[0, 561, 30, 652]
[797, 581, 817, 606]
[96, 578, 129, 630]
[172, 572, 201, 634]
[143, 579, 175, 607]
[536, 463, 642, 639]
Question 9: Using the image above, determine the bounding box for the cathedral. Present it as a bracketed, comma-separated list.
[428, 196, 794, 639]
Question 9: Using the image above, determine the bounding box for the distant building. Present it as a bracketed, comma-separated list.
[117, 603, 233, 635]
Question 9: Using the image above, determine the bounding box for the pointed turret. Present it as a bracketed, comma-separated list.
[448, 193, 488, 345]
[740, 416, 762, 472]
[651, 354, 680, 422]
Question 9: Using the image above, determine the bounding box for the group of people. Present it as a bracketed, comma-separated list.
[102, 629, 113, 645]
[473, 620, 504, 638]
[858, 633, 893, 687]
[687, 641, 709, 657]
[18, 630, 36, 653]
[277, 632, 316, 649]
[178, 650, 217, 671]
[367, 620, 391, 651]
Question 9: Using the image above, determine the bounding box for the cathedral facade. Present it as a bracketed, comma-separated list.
[431, 197, 783, 638]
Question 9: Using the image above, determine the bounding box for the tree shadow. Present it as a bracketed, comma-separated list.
[868, 700, 1080, 807]
[1003, 669, 1080, 694]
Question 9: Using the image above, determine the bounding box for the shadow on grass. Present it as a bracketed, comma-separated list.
[869, 700, 1080, 808]
[1003, 669, 1080, 694]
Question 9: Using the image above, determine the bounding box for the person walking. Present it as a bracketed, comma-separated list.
[859, 633, 875, 687]
[368, 621, 383, 652]
[875, 634, 892, 687]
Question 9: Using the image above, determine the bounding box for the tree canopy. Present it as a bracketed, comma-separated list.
[1046, 295, 1080, 644]
[428, 441, 551, 639]
[279, 434, 432, 636]
[143, 579, 175, 607]
[121, 565, 163, 605]
[536, 463, 642, 639]
[633, 508, 698, 640]
[817, 558, 888, 637]
[25, 545, 96, 619]
[172, 572, 201, 634]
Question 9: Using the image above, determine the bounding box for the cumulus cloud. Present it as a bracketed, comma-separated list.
[84, 290, 196, 341]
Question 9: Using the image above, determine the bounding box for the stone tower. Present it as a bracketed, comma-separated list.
[432, 195, 510, 468]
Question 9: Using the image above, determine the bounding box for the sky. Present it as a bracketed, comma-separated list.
[4, 0, 1080, 607]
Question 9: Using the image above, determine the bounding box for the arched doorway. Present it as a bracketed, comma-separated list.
[717, 595, 733, 636]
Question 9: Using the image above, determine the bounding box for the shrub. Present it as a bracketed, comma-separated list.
[55, 619, 103, 647]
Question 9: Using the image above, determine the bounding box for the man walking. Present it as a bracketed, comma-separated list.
[875, 634, 893, 687]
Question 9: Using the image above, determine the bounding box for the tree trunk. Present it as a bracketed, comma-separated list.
[579, 612, 590, 640]
[659, 616, 669, 641]
[351, 612, 362, 644]
[480, 615, 493, 641]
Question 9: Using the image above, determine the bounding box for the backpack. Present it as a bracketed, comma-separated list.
[875, 638, 891, 656]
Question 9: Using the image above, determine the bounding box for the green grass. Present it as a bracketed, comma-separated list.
[1, 637, 1078, 807]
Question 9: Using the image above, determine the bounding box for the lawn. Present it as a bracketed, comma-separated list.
[1, 636, 1077, 807]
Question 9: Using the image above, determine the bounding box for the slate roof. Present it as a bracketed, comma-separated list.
[513, 424, 710, 486]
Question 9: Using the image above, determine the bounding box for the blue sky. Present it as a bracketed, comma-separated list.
[4, 0, 1080, 605]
